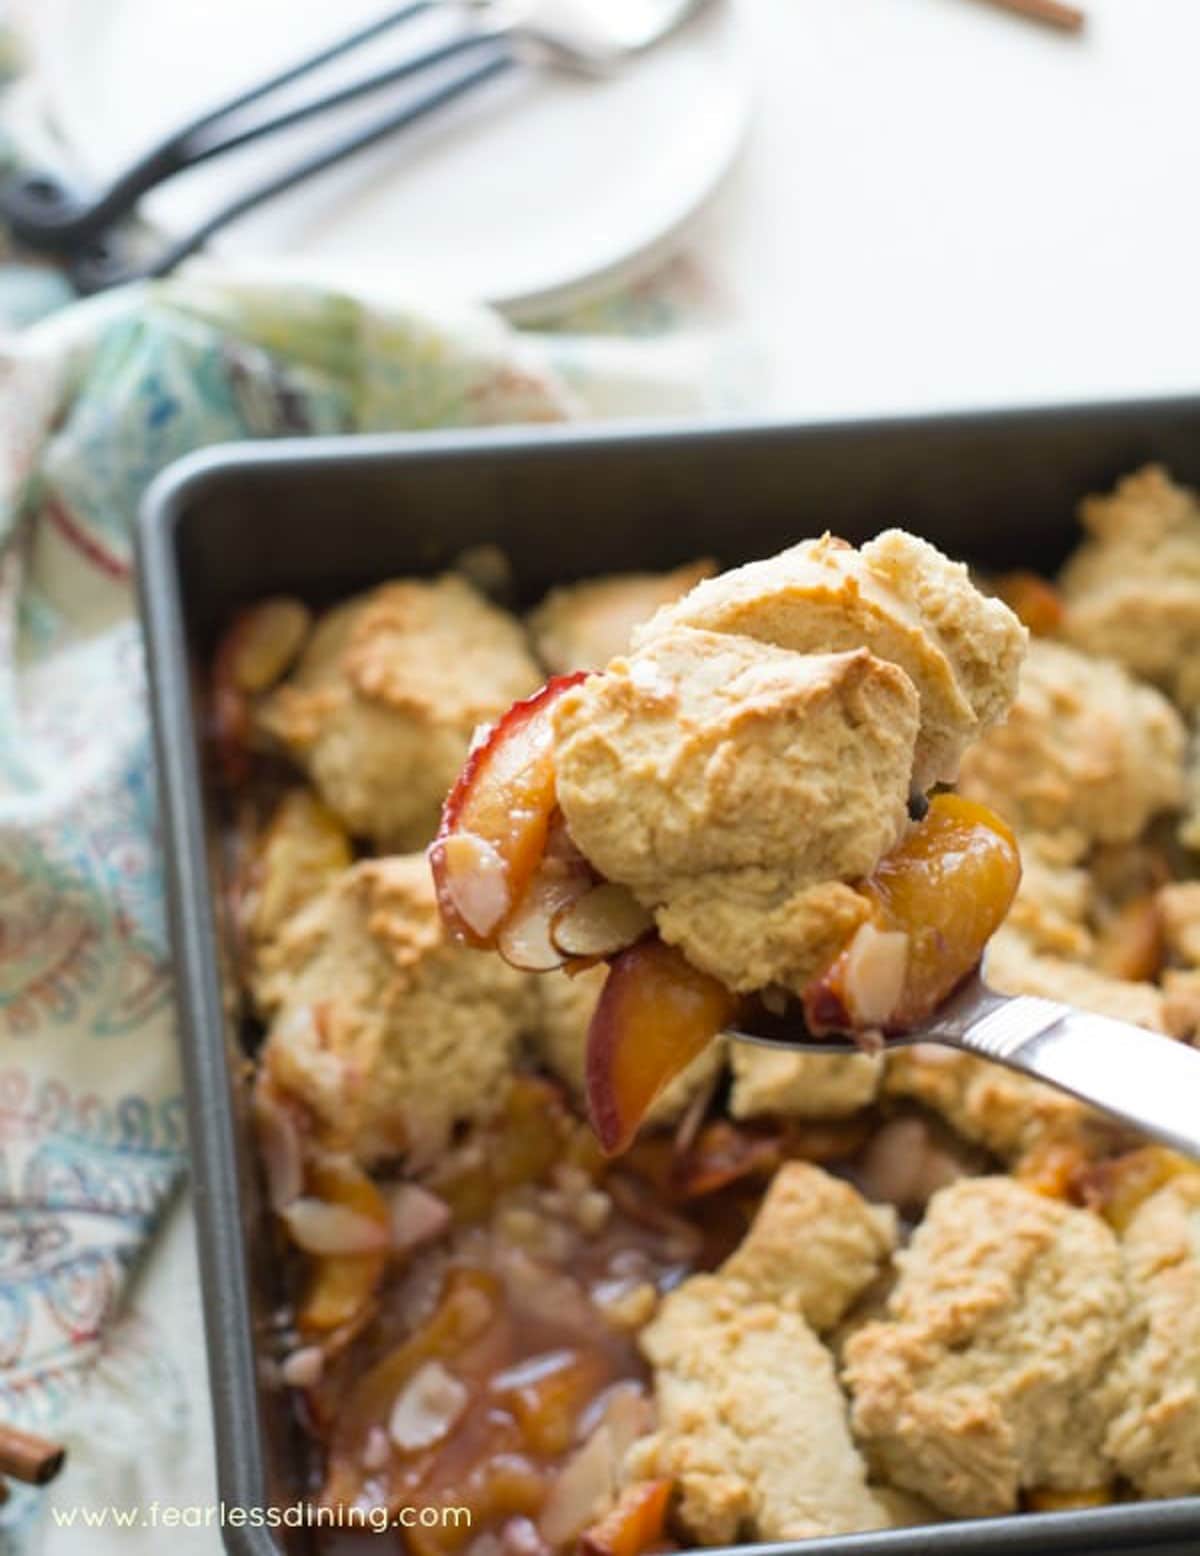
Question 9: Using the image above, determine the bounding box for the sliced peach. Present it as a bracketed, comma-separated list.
[1014, 1138, 1089, 1203]
[580, 1479, 673, 1556]
[994, 570, 1064, 638]
[430, 673, 588, 947]
[322, 1266, 502, 1506]
[586, 938, 737, 1157]
[670, 1119, 782, 1200]
[492, 1348, 611, 1457]
[295, 1155, 391, 1337]
[1077, 1145, 1194, 1232]
[432, 1075, 577, 1224]
[804, 793, 1021, 1035]
[1094, 892, 1165, 983]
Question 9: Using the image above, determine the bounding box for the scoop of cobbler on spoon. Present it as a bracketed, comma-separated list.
[430, 531, 1027, 1153]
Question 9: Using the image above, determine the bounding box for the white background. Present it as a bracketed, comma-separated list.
[702, 0, 1200, 413]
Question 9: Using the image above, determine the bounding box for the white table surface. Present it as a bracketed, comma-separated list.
[697, 0, 1200, 415]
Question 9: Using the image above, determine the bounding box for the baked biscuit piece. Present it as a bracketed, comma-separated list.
[258, 856, 534, 1166]
[956, 639, 1185, 847]
[534, 965, 726, 1126]
[627, 1166, 904, 1542]
[719, 1162, 897, 1332]
[258, 576, 542, 848]
[985, 925, 1167, 1031]
[844, 1178, 1129, 1518]
[528, 561, 715, 673]
[728, 1046, 883, 1122]
[1106, 1175, 1200, 1497]
[882, 1044, 1090, 1164]
[554, 628, 920, 995]
[1163, 969, 1200, 1042]
[637, 530, 1025, 790]
[1060, 466, 1200, 712]
[628, 1277, 892, 1544]
[998, 839, 1094, 961]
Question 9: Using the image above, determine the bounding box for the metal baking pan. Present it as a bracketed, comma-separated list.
[137, 399, 1200, 1556]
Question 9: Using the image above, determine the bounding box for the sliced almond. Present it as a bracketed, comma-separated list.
[362, 1425, 392, 1472]
[498, 867, 592, 972]
[436, 831, 513, 939]
[594, 1380, 655, 1464]
[841, 923, 909, 1028]
[281, 1198, 391, 1256]
[539, 1425, 617, 1546]
[856, 1116, 968, 1211]
[388, 1361, 469, 1452]
[389, 1183, 451, 1252]
[280, 1345, 324, 1389]
[759, 985, 790, 1018]
[551, 884, 653, 960]
[252, 1085, 304, 1212]
[499, 893, 570, 971]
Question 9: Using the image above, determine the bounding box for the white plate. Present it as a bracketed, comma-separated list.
[29, 0, 751, 317]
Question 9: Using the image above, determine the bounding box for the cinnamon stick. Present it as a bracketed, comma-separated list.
[978, 0, 1085, 30]
[0, 1423, 66, 1485]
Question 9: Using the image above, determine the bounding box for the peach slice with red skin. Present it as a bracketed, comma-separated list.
[430, 673, 588, 947]
[586, 938, 737, 1156]
[804, 792, 1021, 1035]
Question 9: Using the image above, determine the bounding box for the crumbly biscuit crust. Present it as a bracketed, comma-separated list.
[259, 856, 534, 1166]
[260, 576, 541, 848]
[844, 1178, 1130, 1517]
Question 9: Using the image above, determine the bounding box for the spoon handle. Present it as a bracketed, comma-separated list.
[952, 987, 1200, 1160]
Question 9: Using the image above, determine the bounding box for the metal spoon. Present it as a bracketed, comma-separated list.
[733, 970, 1200, 1161]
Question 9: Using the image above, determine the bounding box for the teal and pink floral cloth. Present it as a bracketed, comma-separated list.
[0, 22, 738, 1549]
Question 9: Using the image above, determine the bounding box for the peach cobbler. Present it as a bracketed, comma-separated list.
[214, 465, 1200, 1551]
